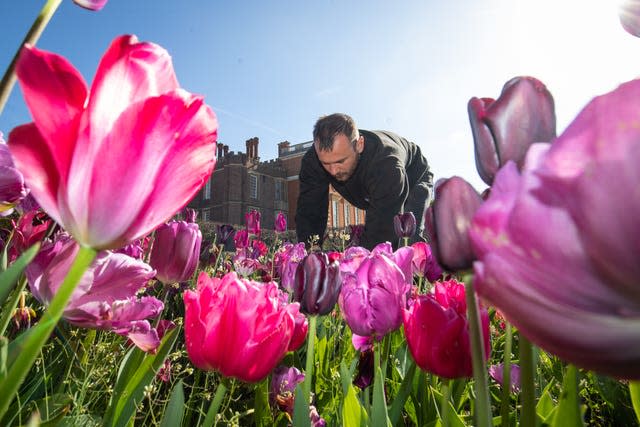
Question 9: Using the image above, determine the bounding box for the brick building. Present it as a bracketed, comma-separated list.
[190, 138, 365, 231]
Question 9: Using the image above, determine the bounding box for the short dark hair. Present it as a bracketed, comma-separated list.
[313, 113, 359, 151]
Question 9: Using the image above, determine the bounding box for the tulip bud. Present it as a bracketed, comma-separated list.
[233, 229, 249, 249]
[72, 0, 108, 11]
[425, 177, 482, 271]
[275, 212, 287, 233]
[468, 76, 556, 185]
[393, 212, 416, 239]
[150, 221, 202, 284]
[245, 210, 261, 235]
[293, 252, 342, 315]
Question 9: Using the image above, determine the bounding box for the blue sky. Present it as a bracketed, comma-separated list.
[1, 0, 638, 190]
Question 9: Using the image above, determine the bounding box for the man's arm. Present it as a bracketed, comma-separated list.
[296, 152, 329, 247]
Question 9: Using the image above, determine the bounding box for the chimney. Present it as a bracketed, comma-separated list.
[278, 141, 290, 157]
[245, 137, 259, 160]
[223, 144, 229, 156]
[253, 137, 259, 159]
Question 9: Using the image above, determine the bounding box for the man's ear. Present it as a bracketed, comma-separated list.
[355, 135, 365, 154]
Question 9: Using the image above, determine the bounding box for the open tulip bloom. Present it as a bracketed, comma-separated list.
[8, 35, 217, 250]
[470, 78, 640, 379]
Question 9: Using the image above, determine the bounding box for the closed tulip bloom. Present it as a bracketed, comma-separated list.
[275, 212, 287, 233]
[339, 246, 413, 338]
[0, 136, 28, 213]
[234, 229, 249, 249]
[274, 242, 307, 292]
[293, 252, 342, 315]
[26, 234, 163, 352]
[72, 0, 108, 10]
[8, 35, 217, 250]
[469, 78, 640, 379]
[468, 76, 556, 185]
[216, 224, 235, 245]
[245, 210, 261, 235]
[403, 279, 490, 379]
[149, 221, 202, 284]
[184, 272, 303, 382]
[393, 212, 416, 239]
[425, 177, 482, 272]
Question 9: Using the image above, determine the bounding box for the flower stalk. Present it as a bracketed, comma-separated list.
[519, 336, 537, 427]
[0, 0, 62, 114]
[302, 315, 317, 403]
[501, 322, 513, 426]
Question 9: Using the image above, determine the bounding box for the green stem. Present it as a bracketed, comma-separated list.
[441, 378, 451, 427]
[0, 0, 63, 114]
[302, 315, 317, 403]
[202, 381, 228, 427]
[464, 278, 491, 427]
[501, 323, 513, 427]
[519, 336, 537, 427]
[0, 245, 96, 418]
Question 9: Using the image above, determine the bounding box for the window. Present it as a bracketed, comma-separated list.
[332, 200, 338, 228]
[203, 179, 211, 200]
[275, 180, 285, 201]
[343, 204, 350, 226]
[354, 208, 360, 224]
[202, 209, 210, 221]
[249, 174, 258, 199]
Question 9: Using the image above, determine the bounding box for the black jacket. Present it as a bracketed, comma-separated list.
[295, 129, 433, 249]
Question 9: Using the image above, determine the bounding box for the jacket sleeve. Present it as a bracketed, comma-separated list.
[359, 160, 408, 249]
[295, 151, 329, 247]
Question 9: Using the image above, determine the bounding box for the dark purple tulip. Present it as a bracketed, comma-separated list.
[150, 221, 202, 284]
[216, 224, 235, 245]
[182, 207, 197, 223]
[393, 212, 416, 239]
[353, 348, 374, 389]
[72, 0, 108, 10]
[468, 76, 556, 185]
[275, 212, 287, 233]
[245, 209, 261, 235]
[293, 252, 341, 315]
[620, 0, 640, 37]
[425, 177, 482, 271]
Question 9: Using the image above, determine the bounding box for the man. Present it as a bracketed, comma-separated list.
[296, 113, 434, 249]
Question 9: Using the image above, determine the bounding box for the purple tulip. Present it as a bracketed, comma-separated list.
[150, 221, 202, 284]
[353, 348, 374, 389]
[338, 244, 413, 338]
[293, 252, 342, 315]
[270, 365, 305, 415]
[72, 0, 108, 10]
[26, 233, 163, 352]
[245, 210, 261, 235]
[620, 0, 640, 37]
[393, 212, 416, 239]
[275, 212, 287, 233]
[468, 76, 556, 185]
[469, 78, 640, 379]
[0, 135, 28, 213]
[274, 242, 307, 292]
[425, 177, 482, 272]
[489, 363, 521, 393]
[216, 224, 235, 245]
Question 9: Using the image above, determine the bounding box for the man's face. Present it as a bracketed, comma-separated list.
[315, 134, 364, 182]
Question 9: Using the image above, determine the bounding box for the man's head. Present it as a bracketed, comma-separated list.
[313, 113, 364, 182]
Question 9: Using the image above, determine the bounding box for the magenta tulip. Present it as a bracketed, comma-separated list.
[72, 0, 108, 10]
[410, 241, 443, 282]
[425, 176, 482, 271]
[469, 79, 640, 379]
[184, 271, 305, 382]
[149, 221, 202, 284]
[275, 211, 287, 233]
[245, 210, 261, 235]
[234, 229, 249, 249]
[403, 279, 490, 379]
[468, 76, 556, 185]
[26, 233, 163, 352]
[7, 35, 217, 250]
[339, 244, 413, 338]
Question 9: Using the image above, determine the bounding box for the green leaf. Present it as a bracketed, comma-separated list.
[389, 358, 416, 426]
[0, 243, 39, 303]
[371, 365, 391, 427]
[629, 381, 640, 424]
[551, 364, 583, 427]
[159, 380, 184, 427]
[254, 378, 271, 427]
[342, 384, 368, 427]
[0, 336, 6, 381]
[201, 381, 227, 427]
[293, 383, 311, 427]
[430, 385, 466, 427]
[536, 382, 557, 421]
[103, 326, 180, 427]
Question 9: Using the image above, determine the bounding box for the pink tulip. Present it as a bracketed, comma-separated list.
[184, 271, 304, 382]
[26, 233, 163, 352]
[8, 35, 217, 250]
[469, 79, 640, 379]
[275, 212, 287, 233]
[410, 241, 443, 282]
[403, 279, 490, 379]
[72, 0, 108, 10]
[245, 210, 261, 235]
